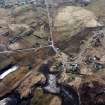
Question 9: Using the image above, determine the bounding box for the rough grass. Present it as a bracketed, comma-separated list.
[31, 88, 54, 105]
[86, 0, 105, 23]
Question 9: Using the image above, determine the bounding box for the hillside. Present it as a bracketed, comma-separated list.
[0, 0, 105, 105]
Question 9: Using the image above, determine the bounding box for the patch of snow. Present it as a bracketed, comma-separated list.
[0, 65, 19, 79]
[0, 98, 8, 105]
[44, 74, 60, 94]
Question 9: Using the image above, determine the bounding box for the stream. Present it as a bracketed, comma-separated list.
[0, 92, 21, 105]
[0, 82, 80, 105]
[41, 63, 80, 105]
[0, 64, 80, 105]
[42, 73, 80, 105]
